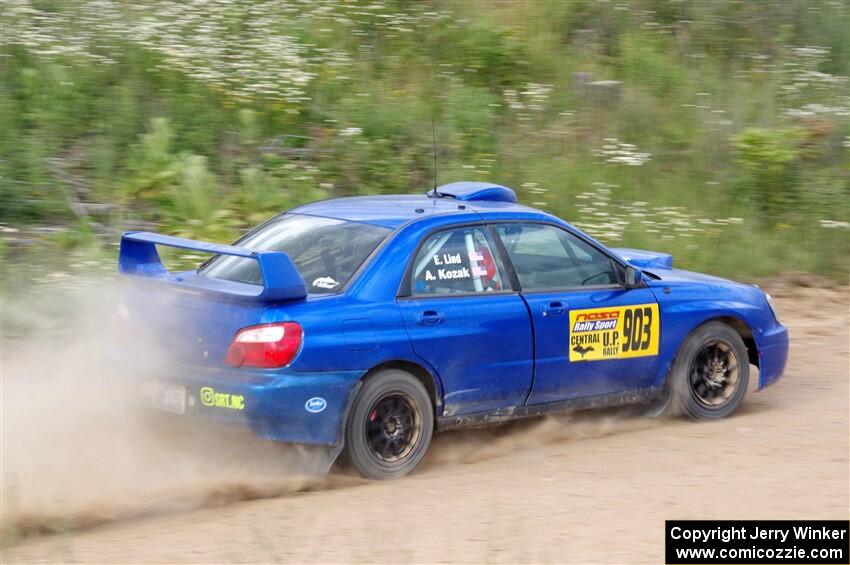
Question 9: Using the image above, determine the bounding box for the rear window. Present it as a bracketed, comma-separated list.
[200, 214, 390, 294]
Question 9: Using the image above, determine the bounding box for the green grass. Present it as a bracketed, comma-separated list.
[0, 0, 848, 280]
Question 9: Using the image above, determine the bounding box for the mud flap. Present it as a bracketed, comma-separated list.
[643, 384, 672, 418]
[325, 379, 363, 470]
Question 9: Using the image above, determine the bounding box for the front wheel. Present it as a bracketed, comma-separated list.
[668, 322, 749, 420]
[343, 369, 434, 480]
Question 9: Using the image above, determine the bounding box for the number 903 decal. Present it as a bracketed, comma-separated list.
[568, 303, 660, 362]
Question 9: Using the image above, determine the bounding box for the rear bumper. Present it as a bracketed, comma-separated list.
[756, 322, 789, 389]
[145, 365, 364, 445]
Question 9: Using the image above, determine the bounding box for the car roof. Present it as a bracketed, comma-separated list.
[289, 183, 544, 229]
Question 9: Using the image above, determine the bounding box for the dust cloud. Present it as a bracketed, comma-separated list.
[0, 280, 351, 539]
[2, 278, 673, 541]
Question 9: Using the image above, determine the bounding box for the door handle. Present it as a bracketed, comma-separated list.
[541, 301, 567, 317]
[418, 310, 445, 325]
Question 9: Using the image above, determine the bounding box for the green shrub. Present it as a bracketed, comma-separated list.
[732, 127, 803, 226]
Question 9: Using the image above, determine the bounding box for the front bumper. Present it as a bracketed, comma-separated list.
[144, 365, 364, 445]
[756, 322, 789, 389]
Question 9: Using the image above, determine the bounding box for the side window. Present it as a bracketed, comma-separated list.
[411, 226, 510, 296]
[495, 223, 618, 290]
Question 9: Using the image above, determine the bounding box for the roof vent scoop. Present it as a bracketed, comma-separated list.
[428, 181, 517, 204]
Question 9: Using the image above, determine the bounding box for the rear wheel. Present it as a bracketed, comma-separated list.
[343, 369, 433, 480]
[669, 322, 749, 420]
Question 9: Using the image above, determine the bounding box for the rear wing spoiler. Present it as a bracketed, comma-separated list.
[119, 231, 307, 302]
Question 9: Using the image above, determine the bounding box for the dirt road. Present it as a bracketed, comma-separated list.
[3, 286, 848, 563]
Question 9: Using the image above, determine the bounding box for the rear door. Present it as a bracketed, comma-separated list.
[493, 222, 661, 403]
[397, 224, 534, 416]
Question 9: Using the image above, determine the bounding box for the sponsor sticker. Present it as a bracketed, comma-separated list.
[312, 276, 340, 289]
[569, 303, 660, 362]
[199, 386, 245, 410]
[305, 397, 327, 413]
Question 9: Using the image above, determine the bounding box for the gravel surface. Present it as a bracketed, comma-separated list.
[3, 286, 848, 564]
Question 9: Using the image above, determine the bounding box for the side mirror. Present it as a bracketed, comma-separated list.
[625, 266, 642, 289]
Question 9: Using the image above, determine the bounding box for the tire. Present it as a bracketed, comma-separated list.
[343, 369, 434, 480]
[668, 322, 750, 420]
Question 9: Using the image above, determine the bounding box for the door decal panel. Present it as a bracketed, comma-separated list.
[569, 303, 660, 362]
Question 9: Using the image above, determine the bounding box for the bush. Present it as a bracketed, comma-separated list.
[732, 128, 802, 226]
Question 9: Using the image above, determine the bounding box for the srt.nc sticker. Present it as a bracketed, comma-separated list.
[569, 303, 660, 362]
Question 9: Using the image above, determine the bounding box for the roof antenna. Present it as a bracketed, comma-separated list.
[431, 116, 439, 193]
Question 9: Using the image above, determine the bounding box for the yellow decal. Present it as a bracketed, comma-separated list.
[200, 386, 245, 410]
[569, 303, 660, 362]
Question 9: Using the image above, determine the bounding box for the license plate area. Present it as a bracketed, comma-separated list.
[149, 382, 186, 415]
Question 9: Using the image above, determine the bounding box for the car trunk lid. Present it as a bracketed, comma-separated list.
[119, 232, 306, 368]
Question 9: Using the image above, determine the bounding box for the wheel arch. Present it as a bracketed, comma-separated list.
[704, 316, 759, 368]
[662, 315, 759, 389]
[361, 360, 443, 419]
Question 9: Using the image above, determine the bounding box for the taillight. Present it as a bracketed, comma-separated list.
[225, 322, 302, 368]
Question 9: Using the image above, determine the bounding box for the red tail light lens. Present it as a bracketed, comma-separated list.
[225, 322, 302, 368]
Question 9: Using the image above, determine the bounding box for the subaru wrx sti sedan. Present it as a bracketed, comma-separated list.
[119, 182, 789, 479]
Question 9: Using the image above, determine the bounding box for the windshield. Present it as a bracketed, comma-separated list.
[200, 214, 390, 294]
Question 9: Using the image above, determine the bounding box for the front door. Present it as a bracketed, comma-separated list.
[493, 222, 661, 404]
[397, 224, 534, 416]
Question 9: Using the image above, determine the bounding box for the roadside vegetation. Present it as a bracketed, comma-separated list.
[1, 0, 848, 289]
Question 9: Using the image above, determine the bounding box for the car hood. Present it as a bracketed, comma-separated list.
[643, 267, 736, 285]
[640, 267, 771, 330]
[643, 266, 770, 312]
[612, 247, 742, 287]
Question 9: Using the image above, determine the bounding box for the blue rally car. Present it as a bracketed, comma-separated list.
[119, 182, 789, 479]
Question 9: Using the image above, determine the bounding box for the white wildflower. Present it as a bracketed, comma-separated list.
[338, 127, 363, 137]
